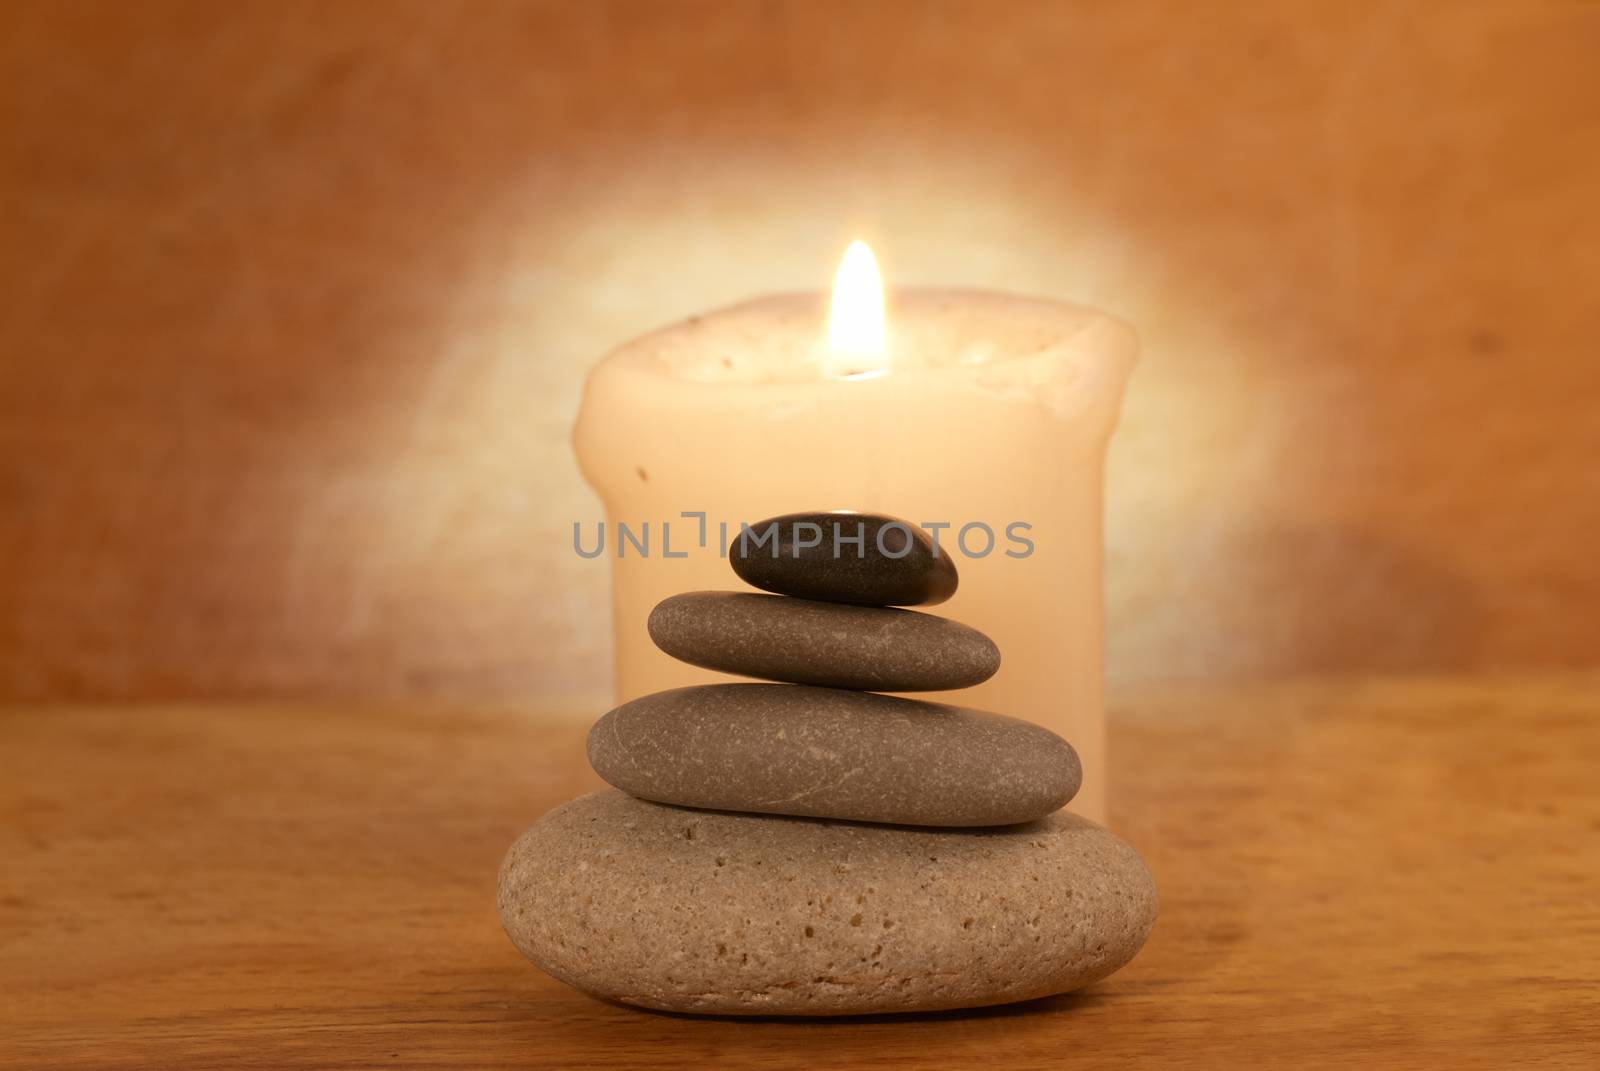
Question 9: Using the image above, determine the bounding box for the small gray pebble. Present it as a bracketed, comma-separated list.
[648, 591, 999, 691]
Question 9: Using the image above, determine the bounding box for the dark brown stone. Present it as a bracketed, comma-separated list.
[731, 511, 958, 606]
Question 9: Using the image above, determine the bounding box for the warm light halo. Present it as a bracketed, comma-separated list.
[826, 240, 887, 377]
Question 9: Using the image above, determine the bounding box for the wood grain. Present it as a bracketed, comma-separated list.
[2, 1, 1598, 702]
[4, 675, 1597, 1068]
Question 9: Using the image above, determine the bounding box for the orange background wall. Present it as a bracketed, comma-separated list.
[2, 0, 1596, 703]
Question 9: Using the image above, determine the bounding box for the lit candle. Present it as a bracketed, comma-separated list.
[572, 243, 1137, 821]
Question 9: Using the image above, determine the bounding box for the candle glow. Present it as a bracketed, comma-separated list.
[826, 240, 888, 379]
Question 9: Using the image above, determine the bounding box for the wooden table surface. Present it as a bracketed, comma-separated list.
[4, 675, 1597, 1068]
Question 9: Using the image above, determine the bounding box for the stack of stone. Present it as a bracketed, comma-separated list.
[498, 511, 1156, 1016]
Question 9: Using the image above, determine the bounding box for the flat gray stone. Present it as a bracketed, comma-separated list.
[498, 790, 1158, 1016]
[588, 683, 1079, 827]
[731, 511, 958, 607]
[648, 591, 999, 691]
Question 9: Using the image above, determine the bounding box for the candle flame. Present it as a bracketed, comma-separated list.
[827, 240, 887, 378]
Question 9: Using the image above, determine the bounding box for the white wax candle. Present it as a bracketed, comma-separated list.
[573, 277, 1136, 822]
